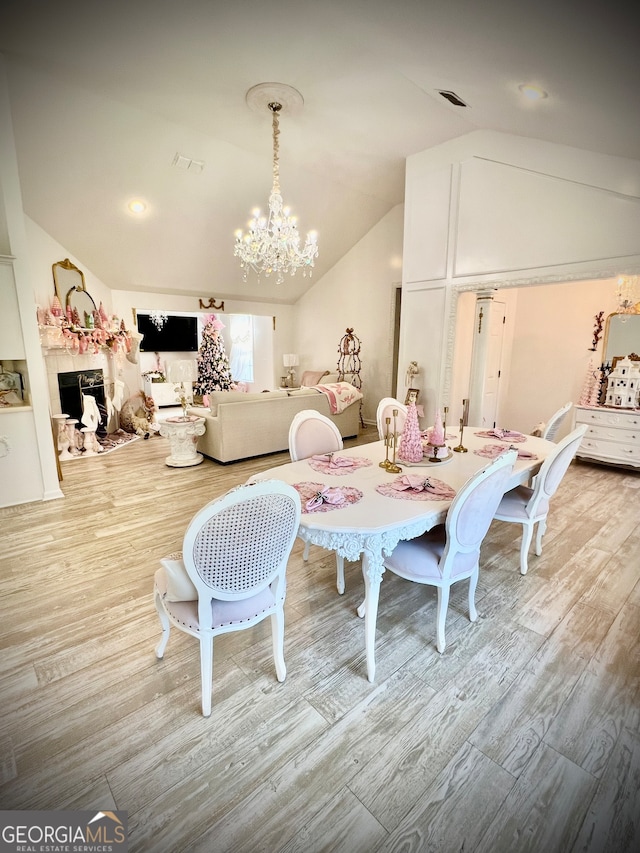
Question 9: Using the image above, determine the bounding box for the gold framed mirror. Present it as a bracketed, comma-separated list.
[52, 259, 96, 326]
[602, 309, 640, 364]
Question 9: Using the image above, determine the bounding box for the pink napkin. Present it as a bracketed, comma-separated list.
[311, 454, 355, 468]
[475, 443, 538, 460]
[306, 486, 346, 510]
[392, 474, 451, 496]
[511, 446, 538, 459]
[481, 428, 525, 440]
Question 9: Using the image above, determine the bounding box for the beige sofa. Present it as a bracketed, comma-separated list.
[187, 376, 361, 463]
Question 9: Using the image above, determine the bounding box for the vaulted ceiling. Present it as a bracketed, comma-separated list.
[3, 0, 638, 304]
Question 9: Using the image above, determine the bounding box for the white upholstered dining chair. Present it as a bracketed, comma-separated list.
[541, 401, 573, 441]
[288, 409, 348, 593]
[376, 398, 408, 440]
[288, 409, 343, 461]
[494, 424, 587, 575]
[153, 480, 301, 716]
[382, 449, 517, 654]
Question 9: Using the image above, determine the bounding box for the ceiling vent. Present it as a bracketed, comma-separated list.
[172, 153, 205, 173]
[438, 90, 468, 108]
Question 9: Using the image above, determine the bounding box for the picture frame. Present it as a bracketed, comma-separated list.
[405, 388, 419, 405]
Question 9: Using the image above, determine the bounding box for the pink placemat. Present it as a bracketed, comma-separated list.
[307, 454, 373, 476]
[376, 474, 456, 502]
[474, 429, 527, 443]
[294, 481, 364, 513]
[474, 443, 539, 460]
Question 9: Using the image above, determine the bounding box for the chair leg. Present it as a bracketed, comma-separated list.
[303, 540, 310, 561]
[436, 585, 450, 654]
[468, 568, 478, 622]
[535, 519, 547, 556]
[336, 554, 345, 594]
[154, 589, 171, 659]
[271, 609, 287, 682]
[199, 635, 213, 717]
[519, 521, 535, 575]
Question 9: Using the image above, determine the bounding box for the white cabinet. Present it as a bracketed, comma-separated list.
[574, 405, 640, 468]
[144, 379, 180, 408]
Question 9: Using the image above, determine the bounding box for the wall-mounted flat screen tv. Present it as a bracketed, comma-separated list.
[137, 314, 199, 352]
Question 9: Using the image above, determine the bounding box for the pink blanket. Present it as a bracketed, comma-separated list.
[314, 382, 363, 414]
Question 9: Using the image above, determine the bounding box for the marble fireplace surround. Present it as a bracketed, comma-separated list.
[43, 346, 119, 429]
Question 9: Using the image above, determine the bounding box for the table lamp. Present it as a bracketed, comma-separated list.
[167, 359, 197, 420]
[283, 353, 299, 388]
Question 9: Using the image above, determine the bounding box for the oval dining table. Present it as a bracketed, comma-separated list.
[251, 427, 555, 683]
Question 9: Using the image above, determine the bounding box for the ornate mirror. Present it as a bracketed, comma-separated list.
[602, 311, 640, 364]
[52, 259, 96, 326]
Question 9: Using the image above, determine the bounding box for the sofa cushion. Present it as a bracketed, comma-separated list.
[286, 388, 319, 397]
[207, 388, 287, 415]
[300, 369, 329, 387]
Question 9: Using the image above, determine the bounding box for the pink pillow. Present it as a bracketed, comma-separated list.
[301, 370, 329, 387]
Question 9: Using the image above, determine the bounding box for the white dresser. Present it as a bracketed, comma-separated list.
[574, 405, 640, 468]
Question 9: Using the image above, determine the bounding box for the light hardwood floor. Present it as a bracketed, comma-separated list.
[1, 427, 639, 852]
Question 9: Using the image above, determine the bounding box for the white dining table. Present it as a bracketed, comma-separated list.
[252, 428, 555, 682]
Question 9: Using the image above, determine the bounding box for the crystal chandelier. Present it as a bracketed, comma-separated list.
[149, 310, 168, 330]
[616, 275, 640, 315]
[234, 89, 318, 285]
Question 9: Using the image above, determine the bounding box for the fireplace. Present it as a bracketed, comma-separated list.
[57, 369, 106, 432]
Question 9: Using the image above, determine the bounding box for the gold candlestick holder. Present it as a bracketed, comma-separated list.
[379, 417, 392, 469]
[453, 418, 468, 453]
[387, 410, 402, 473]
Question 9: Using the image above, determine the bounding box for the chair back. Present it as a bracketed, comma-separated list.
[441, 449, 517, 579]
[288, 410, 343, 461]
[376, 398, 408, 440]
[182, 480, 301, 620]
[541, 401, 573, 441]
[525, 424, 587, 517]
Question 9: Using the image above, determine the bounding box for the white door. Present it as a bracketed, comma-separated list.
[468, 298, 506, 428]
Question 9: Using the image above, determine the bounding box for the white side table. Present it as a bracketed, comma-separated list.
[159, 415, 206, 467]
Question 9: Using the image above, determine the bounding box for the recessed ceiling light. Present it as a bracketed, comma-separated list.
[128, 199, 147, 214]
[519, 84, 548, 101]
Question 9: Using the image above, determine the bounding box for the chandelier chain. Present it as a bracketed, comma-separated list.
[270, 103, 281, 195]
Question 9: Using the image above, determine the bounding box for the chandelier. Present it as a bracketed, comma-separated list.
[149, 310, 168, 330]
[616, 275, 640, 315]
[234, 85, 318, 285]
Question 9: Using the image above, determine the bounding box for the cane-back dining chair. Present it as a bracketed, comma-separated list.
[376, 398, 408, 441]
[288, 409, 348, 593]
[382, 449, 517, 654]
[153, 480, 301, 716]
[541, 401, 573, 441]
[494, 424, 587, 575]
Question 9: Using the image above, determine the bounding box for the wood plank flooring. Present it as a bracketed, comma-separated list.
[1, 427, 639, 852]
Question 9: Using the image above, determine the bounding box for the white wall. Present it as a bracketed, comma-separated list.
[497, 278, 620, 438]
[402, 130, 640, 428]
[295, 205, 404, 424]
[0, 57, 62, 507]
[26, 217, 114, 316]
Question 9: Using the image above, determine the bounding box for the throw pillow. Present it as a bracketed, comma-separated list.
[160, 554, 198, 601]
[301, 369, 329, 387]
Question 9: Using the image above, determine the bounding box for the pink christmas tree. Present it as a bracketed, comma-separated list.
[398, 402, 424, 462]
[579, 360, 596, 406]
